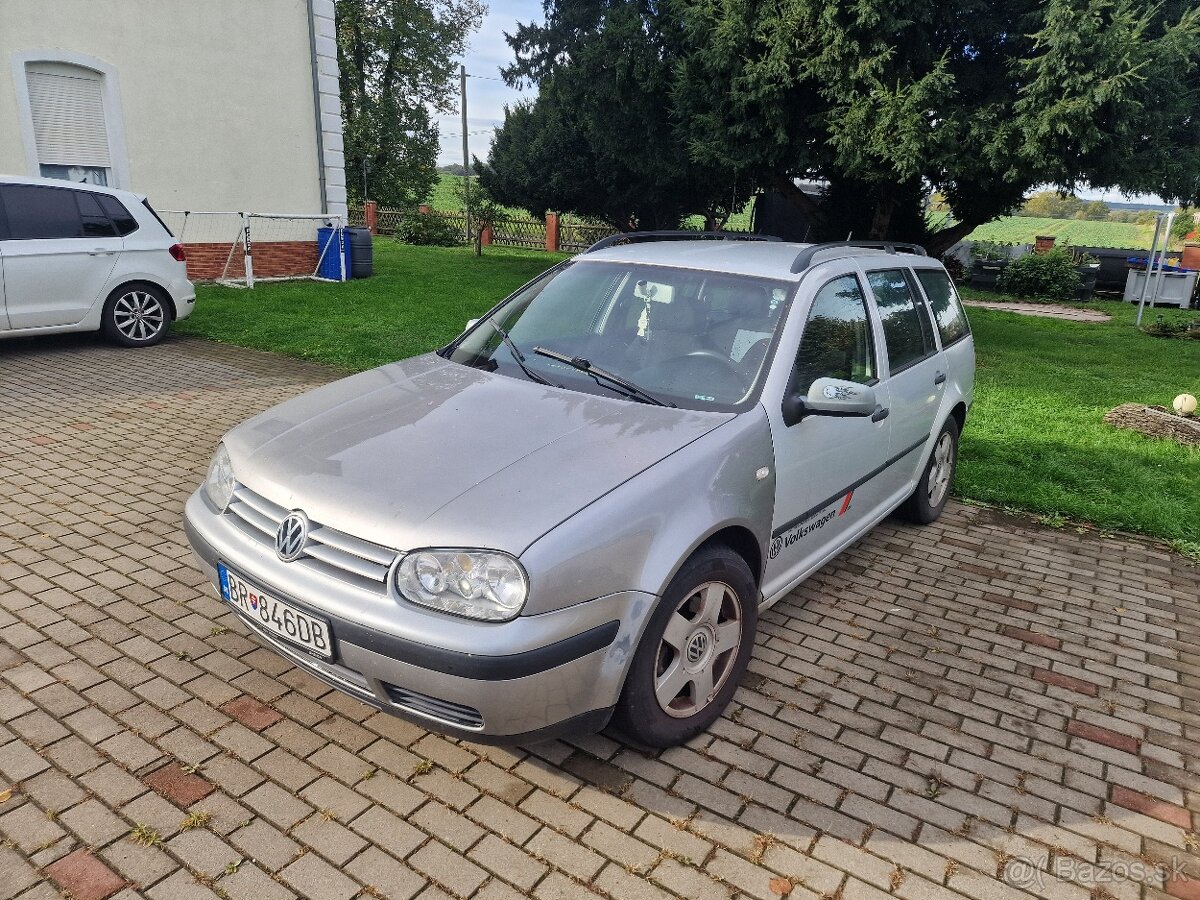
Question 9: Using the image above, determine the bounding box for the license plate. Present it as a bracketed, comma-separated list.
[218, 564, 333, 660]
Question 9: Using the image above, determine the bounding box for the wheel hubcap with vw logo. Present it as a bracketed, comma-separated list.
[654, 581, 743, 719]
[275, 511, 310, 562]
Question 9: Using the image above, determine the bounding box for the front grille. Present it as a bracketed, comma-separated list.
[226, 485, 398, 586]
[383, 682, 484, 730]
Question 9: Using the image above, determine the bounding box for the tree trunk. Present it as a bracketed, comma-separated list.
[868, 187, 896, 240]
[772, 174, 824, 222]
[924, 218, 981, 257]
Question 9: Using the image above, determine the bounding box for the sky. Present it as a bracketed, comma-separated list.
[434, 3, 1167, 206]
[434, 0, 543, 168]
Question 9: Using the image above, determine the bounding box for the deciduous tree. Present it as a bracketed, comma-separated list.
[674, 0, 1200, 253]
[337, 0, 485, 208]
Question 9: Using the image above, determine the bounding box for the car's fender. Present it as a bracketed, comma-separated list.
[519, 405, 776, 616]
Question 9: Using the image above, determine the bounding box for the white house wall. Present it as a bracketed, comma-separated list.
[0, 0, 346, 216]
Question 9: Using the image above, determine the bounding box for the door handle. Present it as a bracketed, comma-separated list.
[88, 249, 115, 256]
[934, 372, 947, 386]
[870, 405, 890, 422]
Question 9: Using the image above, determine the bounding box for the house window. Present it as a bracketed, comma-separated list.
[25, 62, 113, 186]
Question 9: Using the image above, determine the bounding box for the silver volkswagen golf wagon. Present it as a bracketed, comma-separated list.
[184, 235, 974, 747]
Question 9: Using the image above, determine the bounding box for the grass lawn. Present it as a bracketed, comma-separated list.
[180, 242, 1200, 546]
[178, 242, 569, 370]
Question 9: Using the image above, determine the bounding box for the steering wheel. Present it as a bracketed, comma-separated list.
[682, 349, 746, 380]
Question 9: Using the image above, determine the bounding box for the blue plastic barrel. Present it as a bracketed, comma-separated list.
[316, 227, 351, 280]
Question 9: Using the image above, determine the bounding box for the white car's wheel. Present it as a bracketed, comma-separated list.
[102, 284, 171, 347]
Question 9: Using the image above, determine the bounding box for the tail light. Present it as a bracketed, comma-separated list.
[169, 243, 186, 262]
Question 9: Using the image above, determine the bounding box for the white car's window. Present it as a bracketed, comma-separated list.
[916, 269, 971, 346]
[791, 275, 877, 395]
[77, 191, 117, 237]
[447, 261, 794, 411]
[866, 269, 937, 372]
[0, 183, 86, 240]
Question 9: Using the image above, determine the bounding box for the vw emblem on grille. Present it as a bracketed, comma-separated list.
[275, 511, 309, 563]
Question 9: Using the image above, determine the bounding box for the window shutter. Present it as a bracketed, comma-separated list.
[26, 67, 112, 168]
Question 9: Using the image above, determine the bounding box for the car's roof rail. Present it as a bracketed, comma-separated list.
[790, 240, 928, 274]
[585, 230, 782, 253]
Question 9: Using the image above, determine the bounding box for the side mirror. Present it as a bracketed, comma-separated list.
[782, 377, 878, 426]
[464, 318, 479, 333]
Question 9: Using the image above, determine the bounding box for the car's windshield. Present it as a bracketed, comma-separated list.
[446, 261, 794, 411]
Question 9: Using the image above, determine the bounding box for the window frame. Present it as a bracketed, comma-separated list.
[11, 51, 131, 190]
[862, 266, 941, 377]
[786, 272, 881, 399]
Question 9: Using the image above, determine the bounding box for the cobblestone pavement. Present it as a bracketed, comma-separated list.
[2, 334, 1198, 900]
[961, 301, 1112, 323]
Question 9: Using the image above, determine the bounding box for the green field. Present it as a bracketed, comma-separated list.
[967, 216, 1157, 250]
[178, 242, 1200, 546]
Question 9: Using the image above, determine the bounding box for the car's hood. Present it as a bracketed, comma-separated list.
[225, 354, 732, 554]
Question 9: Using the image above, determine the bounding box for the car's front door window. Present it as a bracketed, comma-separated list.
[790, 274, 877, 396]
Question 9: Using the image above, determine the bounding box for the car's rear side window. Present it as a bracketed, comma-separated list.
[916, 269, 971, 346]
[99, 194, 139, 236]
[77, 191, 117, 237]
[0, 183, 83, 239]
[866, 268, 936, 372]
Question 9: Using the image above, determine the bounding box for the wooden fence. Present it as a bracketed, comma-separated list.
[349, 201, 617, 252]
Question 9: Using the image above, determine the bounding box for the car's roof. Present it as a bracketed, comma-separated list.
[0, 173, 144, 202]
[577, 239, 945, 282]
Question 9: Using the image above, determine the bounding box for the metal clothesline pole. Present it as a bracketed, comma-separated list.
[1135, 213, 1167, 327]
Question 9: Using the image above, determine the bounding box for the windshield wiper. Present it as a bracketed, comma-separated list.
[487, 319, 560, 388]
[532, 347, 675, 407]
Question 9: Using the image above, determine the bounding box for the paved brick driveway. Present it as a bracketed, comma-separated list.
[2, 334, 1198, 900]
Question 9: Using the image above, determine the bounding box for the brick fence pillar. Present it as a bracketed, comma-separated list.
[364, 201, 377, 235]
[1181, 242, 1200, 272]
[418, 204, 432, 215]
[1034, 235, 1056, 254]
[545, 212, 560, 253]
[480, 224, 492, 247]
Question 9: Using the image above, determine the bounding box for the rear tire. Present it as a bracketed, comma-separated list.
[612, 545, 758, 748]
[899, 416, 959, 524]
[101, 283, 172, 347]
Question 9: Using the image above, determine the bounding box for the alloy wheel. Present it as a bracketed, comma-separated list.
[927, 432, 955, 508]
[113, 291, 166, 342]
[654, 581, 743, 718]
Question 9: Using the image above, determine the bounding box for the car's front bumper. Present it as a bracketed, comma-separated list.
[183, 489, 655, 742]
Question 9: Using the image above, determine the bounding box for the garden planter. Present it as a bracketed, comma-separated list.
[969, 258, 1008, 290]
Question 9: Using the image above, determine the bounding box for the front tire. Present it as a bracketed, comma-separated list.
[899, 416, 959, 524]
[612, 545, 758, 748]
[101, 284, 171, 347]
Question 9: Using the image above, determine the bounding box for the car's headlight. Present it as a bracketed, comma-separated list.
[204, 443, 236, 511]
[395, 549, 528, 621]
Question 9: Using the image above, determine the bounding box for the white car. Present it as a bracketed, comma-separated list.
[0, 175, 195, 346]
